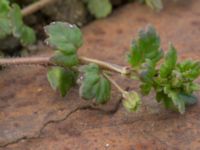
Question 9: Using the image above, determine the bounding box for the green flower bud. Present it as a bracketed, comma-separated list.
[122, 91, 141, 112]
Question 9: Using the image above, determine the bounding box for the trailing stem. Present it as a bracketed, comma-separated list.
[0, 57, 51, 66]
[0, 56, 131, 75]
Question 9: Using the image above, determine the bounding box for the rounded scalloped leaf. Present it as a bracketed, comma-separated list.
[44, 22, 83, 51]
[79, 63, 111, 104]
[47, 67, 77, 97]
[50, 51, 79, 67]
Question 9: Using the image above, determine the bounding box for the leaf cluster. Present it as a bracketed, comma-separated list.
[128, 25, 200, 113]
[0, 0, 35, 46]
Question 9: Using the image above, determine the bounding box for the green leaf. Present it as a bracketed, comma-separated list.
[0, 0, 11, 39]
[155, 91, 176, 109]
[20, 26, 36, 45]
[9, 4, 36, 45]
[177, 60, 200, 81]
[122, 91, 141, 112]
[163, 98, 175, 110]
[145, 0, 163, 11]
[80, 63, 100, 74]
[0, 2, 35, 44]
[128, 25, 163, 68]
[87, 0, 112, 18]
[0, 17, 11, 39]
[95, 77, 111, 104]
[140, 59, 156, 84]
[183, 83, 200, 94]
[0, 0, 10, 15]
[160, 44, 177, 78]
[189, 83, 200, 91]
[156, 91, 165, 102]
[170, 71, 182, 88]
[9, 4, 23, 37]
[179, 93, 197, 105]
[170, 94, 185, 114]
[139, 59, 157, 95]
[140, 83, 152, 95]
[47, 67, 76, 97]
[45, 22, 83, 67]
[45, 22, 83, 50]
[164, 87, 185, 114]
[79, 63, 111, 104]
[79, 73, 100, 100]
[50, 51, 79, 67]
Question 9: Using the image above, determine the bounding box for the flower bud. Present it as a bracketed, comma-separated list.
[122, 91, 141, 112]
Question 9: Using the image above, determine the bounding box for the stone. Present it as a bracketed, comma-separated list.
[0, 0, 200, 149]
[42, 0, 88, 26]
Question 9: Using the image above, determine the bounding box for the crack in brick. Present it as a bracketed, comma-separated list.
[0, 99, 122, 148]
[0, 106, 81, 148]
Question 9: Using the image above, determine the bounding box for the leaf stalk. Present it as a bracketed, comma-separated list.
[103, 72, 126, 94]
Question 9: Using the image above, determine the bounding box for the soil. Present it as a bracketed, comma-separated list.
[0, 0, 200, 149]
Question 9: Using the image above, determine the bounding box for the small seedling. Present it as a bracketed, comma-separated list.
[0, 22, 199, 114]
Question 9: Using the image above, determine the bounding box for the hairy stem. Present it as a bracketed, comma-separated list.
[0, 57, 51, 66]
[22, 0, 57, 17]
[0, 56, 131, 75]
